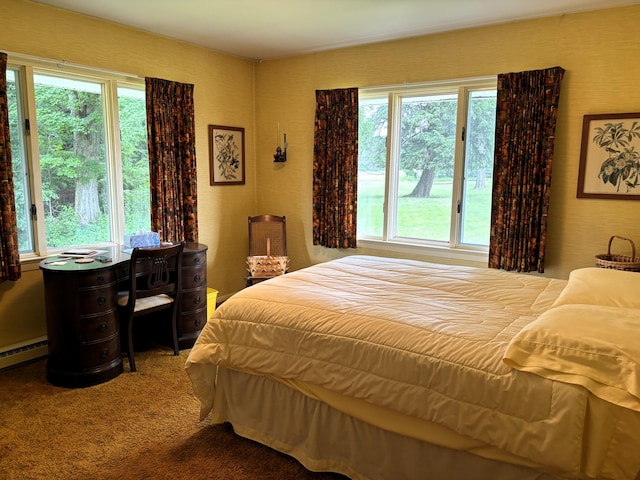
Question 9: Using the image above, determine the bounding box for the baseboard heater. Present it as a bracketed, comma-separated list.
[0, 337, 48, 370]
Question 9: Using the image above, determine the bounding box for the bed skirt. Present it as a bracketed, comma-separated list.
[210, 367, 562, 480]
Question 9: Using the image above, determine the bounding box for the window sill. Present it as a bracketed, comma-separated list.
[19, 256, 45, 273]
[356, 239, 489, 267]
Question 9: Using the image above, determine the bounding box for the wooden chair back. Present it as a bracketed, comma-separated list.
[119, 243, 184, 371]
[248, 215, 287, 257]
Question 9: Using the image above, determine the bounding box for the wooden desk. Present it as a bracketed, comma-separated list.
[40, 243, 208, 388]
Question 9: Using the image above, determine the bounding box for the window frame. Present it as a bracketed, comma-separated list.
[7, 54, 146, 262]
[357, 77, 497, 264]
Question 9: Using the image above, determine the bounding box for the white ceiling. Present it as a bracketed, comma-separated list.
[32, 0, 639, 60]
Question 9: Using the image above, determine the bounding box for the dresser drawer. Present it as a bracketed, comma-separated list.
[178, 307, 208, 332]
[77, 287, 118, 315]
[79, 335, 120, 369]
[77, 269, 117, 288]
[182, 265, 207, 289]
[183, 250, 206, 267]
[79, 312, 118, 342]
[181, 287, 207, 312]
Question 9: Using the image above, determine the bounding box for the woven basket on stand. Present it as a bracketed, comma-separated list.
[246, 255, 289, 277]
[595, 236, 640, 272]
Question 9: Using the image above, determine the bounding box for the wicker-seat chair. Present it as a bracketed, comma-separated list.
[246, 214, 288, 286]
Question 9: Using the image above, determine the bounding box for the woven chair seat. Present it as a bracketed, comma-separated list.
[118, 292, 174, 312]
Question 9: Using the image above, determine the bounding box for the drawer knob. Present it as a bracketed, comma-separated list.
[194, 296, 201, 305]
[97, 275, 105, 284]
[194, 257, 201, 265]
[97, 297, 106, 305]
[100, 348, 109, 359]
[193, 274, 201, 283]
[194, 316, 202, 327]
[98, 323, 108, 332]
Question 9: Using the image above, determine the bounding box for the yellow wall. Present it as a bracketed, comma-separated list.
[0, 0, 255, 350]
[255, 5, 640, 279]
[2, 0, 640, 354]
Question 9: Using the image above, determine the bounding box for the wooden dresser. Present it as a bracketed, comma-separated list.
[40, 243, 208, 388]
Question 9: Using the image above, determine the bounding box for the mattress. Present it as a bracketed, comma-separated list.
[186, 255, 640, 480]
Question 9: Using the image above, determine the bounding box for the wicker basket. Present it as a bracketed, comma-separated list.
[247, 255, 289, 277]
[595, 236, 640, 272]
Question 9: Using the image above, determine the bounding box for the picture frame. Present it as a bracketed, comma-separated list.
[577, 113, 640, 200]
[209, 125, 245, 186]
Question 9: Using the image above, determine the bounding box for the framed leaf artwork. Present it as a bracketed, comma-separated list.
[209, 125, 245, 186]
[578, 113, 640, 200]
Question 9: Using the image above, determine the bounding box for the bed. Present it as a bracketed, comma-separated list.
[185, 255, 640, 480]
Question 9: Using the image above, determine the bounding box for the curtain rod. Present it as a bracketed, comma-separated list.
[5, 51, 143, 82]
[359, 74, 496, 93]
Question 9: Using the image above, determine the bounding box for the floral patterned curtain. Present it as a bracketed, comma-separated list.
[313, 88, 358, 249]
[145, 77, 198, 243]
[0, 52, 21, 282]
[489, 66, 564, 273]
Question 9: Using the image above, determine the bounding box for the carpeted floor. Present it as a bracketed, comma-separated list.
[0, 347, 347, 480]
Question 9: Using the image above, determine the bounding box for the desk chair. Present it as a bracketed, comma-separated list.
[246, 214, 287, 286]
[117, 243, 184, 372]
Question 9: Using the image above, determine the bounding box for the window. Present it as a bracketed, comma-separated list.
[357, 78, 496, 260]
[7, 56, 150, 258]
[7, 68, 32, 253]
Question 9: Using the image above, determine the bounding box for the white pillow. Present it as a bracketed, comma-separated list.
[504, 303, 640, 412]
[552, 267, 640, 309]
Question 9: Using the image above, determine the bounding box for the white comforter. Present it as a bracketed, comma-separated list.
[186, 255, 640, 480]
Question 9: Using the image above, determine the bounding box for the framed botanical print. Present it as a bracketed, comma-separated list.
[209, 125, 245, 186]
[578, 113, 640, 200]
